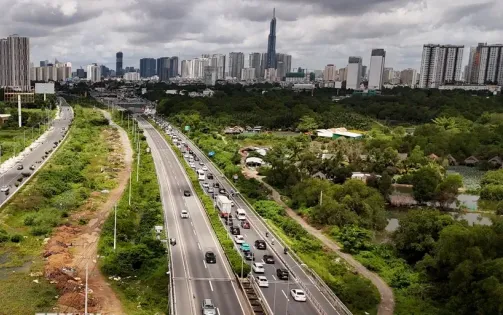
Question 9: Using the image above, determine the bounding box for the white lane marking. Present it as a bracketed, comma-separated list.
[203, 260, 207, 269]
[190, 221, 194, 226]
[272, 275, 276, 281]
[209, 280, 214, 292]
[216, 307, 220, 315]
[197, 242, 201, 250]
[193, 229, 196, 235]
[282, 289, 289, 300]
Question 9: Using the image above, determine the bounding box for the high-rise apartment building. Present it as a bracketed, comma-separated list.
[157, 57, 171, 81]
[139, 58, 156, 78]
[323, 64, 336, 81]
[0, 35, 30, 87]
[249, 53, 262, 79]
[337, 67, 347, 82]
[419, 44, 464, 88]
[169, 57, 179, 77]
[346, 56, 362, 90]
[368, 49, 386, 90]
[275, 53, 291, 80]
[466, 43, 503, 85]
[210, 54, 226, 80]
[204, 66, 218, 85]
[229, 52, 245, 79]
[266, 9, 277, 69]
[361, 65, 367, 80]
[260, 53, 268, 79]
[241, 68, 256, 81]
[116, 51, 123, 77]
[400, 68, 418, 87]
[86, 63, 101, 82]
[383, 67, 393, 84]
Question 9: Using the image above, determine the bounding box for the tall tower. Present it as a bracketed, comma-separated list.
[368, 49, 386, 90]
[0, 35, 30, 87]
[266, 9, 277, 69]
[116, 51, 123, 76]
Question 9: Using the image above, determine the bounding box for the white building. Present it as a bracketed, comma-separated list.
[346, 56, 362, 90]
[264, 68, 277, 82]
[203, 66, 218, 85]
[0, 35, 30, 87]
[368, 49, 386, 90]
[249, 53, 262, 79]
[241, 68, 256, 81]
[86, 64, 101, 82]
[123, 72, 140, 81]
[400, 68, 417, 87]
[323, 64, 336, 81]
[466, 43, 503, 85]
[419, 44, 464, 88]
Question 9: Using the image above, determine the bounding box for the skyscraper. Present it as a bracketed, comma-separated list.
[419, 44, 464, 88]
[86, 63, 101, 82]
[266, 9, 277, 69]
[466, 43, 503, 85]
[139, 58, 156, 78]
[346, 56, 362, 90]
[361, 65, 367, 80]
[323, 64, 336, 81]
[400, 68, 418, 87]
[260, 53, 268, 79]
[157, 57, 170, 81]
[229, 52, 245, 79]
[275, 53, 291, 80]
[169, 56, 179, 77]
[368, 49, 386, 90]
[0, 35, 30, 87]
[249, 53, 261, 79]
[116, 51, 123, 76]
[210, 54, 226, 80]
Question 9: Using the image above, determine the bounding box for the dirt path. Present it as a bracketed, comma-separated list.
[44, 111, 132, 314]
[240, 149, 395, 315]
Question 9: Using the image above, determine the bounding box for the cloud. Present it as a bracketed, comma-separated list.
[0, 0, 500, 72]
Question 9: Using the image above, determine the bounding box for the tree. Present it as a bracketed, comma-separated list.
[411, 166, 442, 204]
[339, 225, 374, 253]
[297, 115, 319, 132]
[393, 209, 454, 263]
[435, 174, 463, 208]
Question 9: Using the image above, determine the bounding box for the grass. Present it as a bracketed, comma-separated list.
[0, 106, 116, 314]
[97, 110, 168, 315]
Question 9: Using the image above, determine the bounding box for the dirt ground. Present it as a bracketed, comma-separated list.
[43, 118, 133, 314]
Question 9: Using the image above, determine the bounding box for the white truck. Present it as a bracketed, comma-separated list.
[215, 195, 232, 218]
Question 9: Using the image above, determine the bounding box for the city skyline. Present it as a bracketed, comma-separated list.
[1, 0, 501, 72]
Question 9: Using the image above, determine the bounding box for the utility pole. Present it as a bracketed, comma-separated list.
[84, 263, 89, 315]
[319, 190, 323, 206]
[113, 204, 117, 250]
[136, 138, 140, 182]
[128, 170, 132, 206]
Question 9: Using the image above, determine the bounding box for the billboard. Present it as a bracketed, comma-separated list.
[35, 82, 55, 94]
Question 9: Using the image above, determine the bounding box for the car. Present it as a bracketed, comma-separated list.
[184, 153, 189, 158]
[230, 226, 240, 235]
[276, 268, 289, 280]
[213, 182, 220, 188]
[0, 185, 9, 193]
[180, 210, 189, 218]
[263, 255, 275, 264]
[256, 276, 269, 287]
[189, 162, 196, 168]
[194, 156, 200, 161]
[241, 220, 250, 229]
[219, 189, 227, 195]
[201, 299, 217, 315]
[208, 188, 214, 194]
[29, 165, 35, 171]
[252, 262, 265, 273]
[16, 165, 23, 170]
[234, 235, 245, 244]
[290, 289, 307, 302]
[207, 173, 214, 180]
[202, 166, 208, 171]
[202, 182, 210, 188]
[183, 190, 191, 197]
[205, 251, 216, 264]
[240, 243, 251, 252]
[243, 250, 255, 261]
[254, 240, 267, 250]
[198, 161, 204, 166]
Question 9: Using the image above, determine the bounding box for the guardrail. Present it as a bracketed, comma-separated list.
[247, 276, 273, 315]
[164, 121, 352, 315]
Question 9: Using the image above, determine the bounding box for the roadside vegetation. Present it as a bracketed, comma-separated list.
[0, 106, 113, 314]
[97, 110, 168, 315]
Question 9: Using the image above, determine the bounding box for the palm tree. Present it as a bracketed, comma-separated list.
[432, 116, 458, 131]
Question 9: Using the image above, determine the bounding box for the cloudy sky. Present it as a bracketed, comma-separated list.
[1, 0, 502, 72]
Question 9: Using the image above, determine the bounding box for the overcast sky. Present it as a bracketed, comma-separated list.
[1, 0, 502, 72]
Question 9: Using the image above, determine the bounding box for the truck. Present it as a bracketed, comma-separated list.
[215, 195, 232, 218]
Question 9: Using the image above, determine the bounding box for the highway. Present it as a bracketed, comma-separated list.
[156, 118, 343, 315]
[0, 98, 73, 207]
[136, 117, 249, 315]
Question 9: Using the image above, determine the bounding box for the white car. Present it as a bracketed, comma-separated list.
[256, 276, 269, 287]
[202, 166, 208, 171]
[252, 262, 265, 273]
[184, 153, 190, 158]
[180, 210, 189, 218]
[202, 182, 210, 188]
[234, 235, 245, 244]
[290, 289, 307, 302]
[0, 185, 9, 192]
[189, 162, 196, 168]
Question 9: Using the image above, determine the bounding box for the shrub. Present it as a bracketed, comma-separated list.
[10, 234, 22, 243]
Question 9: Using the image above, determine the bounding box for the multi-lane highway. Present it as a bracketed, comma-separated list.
[157, 118, 344, 315]
[137, 117, 250, 315]
[0, 98, 73, 207]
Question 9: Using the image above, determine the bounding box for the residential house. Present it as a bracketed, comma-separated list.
[464, 156, 479, 166]
[446, 154, 458, 166]
[488, 156, 503, 167]
[316, 128, 363, 139]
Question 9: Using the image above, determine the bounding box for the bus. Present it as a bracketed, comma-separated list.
[197, 169, 205, 181]
[236, 208, 246, 220]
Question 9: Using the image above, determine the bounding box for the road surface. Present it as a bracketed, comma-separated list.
[137, 117, 249, 315]
[153, 118, 340, 315]
[0, 98, 73, 207]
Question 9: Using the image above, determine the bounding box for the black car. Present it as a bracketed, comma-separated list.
[230, 226, 241, 235]
[205, 251, 216, 264]
[263, 254, 275, 264]
[16, 165, 23, 170]
[276, 268, 289, 280]
[183, 190, 191, 197]
[243, 250, 255, 261]
[194, 156, 200, 161]
[254, 240, 266, 250]
[213, 182, 220, 188]
[219, 188, 227, 195]
[207, 173, 214, 180]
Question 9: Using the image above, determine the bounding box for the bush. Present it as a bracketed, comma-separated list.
[10, 234, 22, 243]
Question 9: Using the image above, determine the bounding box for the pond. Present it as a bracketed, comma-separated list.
[390, 185, 479, 210]
[385, 210, 494, 232]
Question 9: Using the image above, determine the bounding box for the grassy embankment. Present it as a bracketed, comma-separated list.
[97, 110, 168, 315]
[0, 106, 115, 314]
